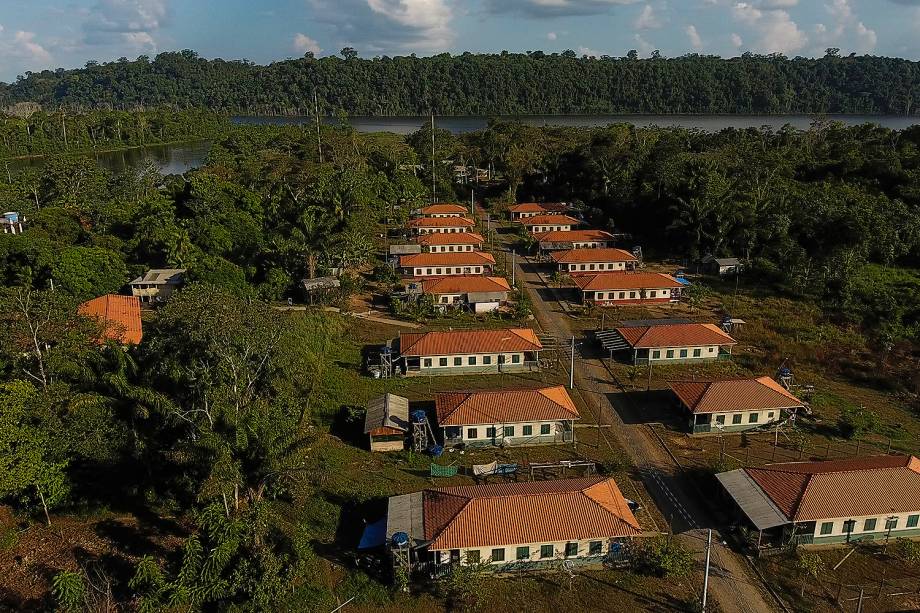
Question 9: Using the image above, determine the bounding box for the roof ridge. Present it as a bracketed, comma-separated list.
[581, 479, 642, 531]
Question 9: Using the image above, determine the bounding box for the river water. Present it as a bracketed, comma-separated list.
[7, 114, 920, 175]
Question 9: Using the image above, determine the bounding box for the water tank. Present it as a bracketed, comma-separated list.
[411, 410, 427, 423]
[779, 367, 792, 379]
[429, 444, 444, 457]
[391, 532, 409, 548]
[3, 212, 18, 222]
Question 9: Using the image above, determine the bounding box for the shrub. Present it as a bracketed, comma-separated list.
[837, 406, 879, 439]
[635, 535, 695, 578]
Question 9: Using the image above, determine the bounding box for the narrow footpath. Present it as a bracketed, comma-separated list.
[486, 212, 779, 613]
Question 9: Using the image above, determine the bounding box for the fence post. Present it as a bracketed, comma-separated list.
[836, 581, 843, 604]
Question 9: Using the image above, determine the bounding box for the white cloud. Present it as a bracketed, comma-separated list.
[0, 29, 53, 77]
[732, 2, 807, 54]
[577, 45, 604, 57]
[309, 0, 454, 52]
[293, 32, 322, 54]
[485, 0, 641, 18]
[634, 4, 661, 29]
[757, 0, 797, 7]
[730, 32, 743, 47]
[547, 31, 558, 40]
[633, 32, 655, 54]
[811, 0, 877, 54]
[12, 31, 52, 64]
[855, 21, 877, 52]
[82, 0, 169, 48]
[686, 24, 704, 50]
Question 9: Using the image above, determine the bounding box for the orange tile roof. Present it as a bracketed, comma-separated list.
[670, 377, 804, 414]
[744, 455, 920, 522]
[414, 232, 484, 246]
[407, 216, 475, 228]
[550, 248, 638, 264]
[573, 272, 683, 291]
[509, 202, 570, 213]
[78, 294, 143, 345]
[422, 477, 641, 550]
[399, 328, 542, 356]
[519, 214, 581, 226]
[436, 385, 580, 426]
[400, 252, 496, 268]
[535, 229, 616, 243]
[421, 276, 511, 295]
[419, 203, 469, 215]
[615, 323, 736, 349]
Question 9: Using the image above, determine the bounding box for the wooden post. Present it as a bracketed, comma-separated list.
[856, 588, 865, 613]
[836, 581, 843, 604]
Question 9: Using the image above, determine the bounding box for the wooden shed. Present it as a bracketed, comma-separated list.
[365, 394, 410, 452]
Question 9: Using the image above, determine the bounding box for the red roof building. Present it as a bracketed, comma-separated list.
[535, 229, 616, 251]
[419, 276, 511, 312]
[572, 272, 683, 306]
[550, 247, 639, 273]
[610, 323, 736, 364]
[518, 214, 581, 233]
[508, 202, 570, 219]
[385, 477, 642, 568]
[413, 232, 484, 253]
[399, 251, 495, 277]
[418, 203, 470, 217]
[78, 294, 143, 345]
[398, 328, 542, 375]
[407, 216, 475, 234]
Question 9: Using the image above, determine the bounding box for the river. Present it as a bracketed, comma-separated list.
[7, 114, 920, 175]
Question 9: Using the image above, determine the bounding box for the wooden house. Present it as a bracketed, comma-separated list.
[364, 394, 410, 452]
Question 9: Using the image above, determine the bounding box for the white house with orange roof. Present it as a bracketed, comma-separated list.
[398, 252, 495, 277]
[435, 385, 579, 447]
[78, 294, 144, 345]
[385, 477, 642, 573]
[550, 247, 638, 274]
[607, 322, 737, 365]
[573, 272, 683, 306]
[397, 328, 542, 375]
[416, 276, 511, 312]
[535, 229, 616, 251]
[519, 214, 581, 234]
[417, 203, 470, 218]
[413, 232, 484, 253]
[407, 216, 475, 235]
[670, 376, 805, 434]
[508, 202, 570, 220]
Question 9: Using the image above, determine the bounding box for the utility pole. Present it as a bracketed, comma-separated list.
[701, 529, 712, 612]
[470, 189, 475, 217]
[314, 92, 323, 164]
[430, 114, 436, 203]
[569, 336, 575, 390]
[511, 249, 516, 285]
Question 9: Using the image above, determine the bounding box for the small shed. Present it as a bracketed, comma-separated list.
[700, 254, 742, 276]
[364, 394, 410, 452]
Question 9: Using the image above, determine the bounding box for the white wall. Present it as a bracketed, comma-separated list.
[565, 262, 628, 272]
[811, 511, 920, 538]
[419, 352, 526, 370]
[457, 420, 560, 442]
[432, 537, 614, 565]
[708, 408, 780, 428]
[647, 345, 721, 361]
[413, 266, 484, 276]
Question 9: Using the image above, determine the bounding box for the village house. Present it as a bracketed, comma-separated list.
[519, 214, 581, 234]
[717, 455, 920, 550]
[413, 231, 484, 253]
[364, 394, 410, 452]
[385, 477, 641, 574]
[535, 229, 617, 252]
[436, 385, 579, 447]
[1, 211, 24, 234]
[407, 216, 476, 235]
[699, 254, 742, 276]
[670, 376, 805, 434]
[397, 328, 542, 375]
[415, 275, 511, 312]
[129, 269, 186, 304]
[550, 247, 639, 274]
[398, 251, 495, 277]
[508, 202, 570, 220]
[78, 294, 143, 345]
[417, 203, 470, 218]
[573, 272, 683, 307]
[605, 322, 737, 365]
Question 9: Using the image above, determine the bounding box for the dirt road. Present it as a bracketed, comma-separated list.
[490, 218, 780, 613]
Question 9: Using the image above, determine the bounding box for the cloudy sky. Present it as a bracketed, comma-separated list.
[1, 0, 919, 82]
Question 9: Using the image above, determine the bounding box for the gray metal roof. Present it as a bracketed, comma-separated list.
[386, 491, 426, 547]
[130, 268, 186, 285]
[302, 276, 341, 292]
[389, 244, 422, 255]
[595, 329, 631, 352]
[364, 394, 410, 433]
[716, 469, 789, 530]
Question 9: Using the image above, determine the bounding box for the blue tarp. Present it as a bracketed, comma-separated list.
[358, 517, 387, 549]
[675, 277, 692, 286]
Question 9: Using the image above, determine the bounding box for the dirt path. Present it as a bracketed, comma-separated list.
[486, 213, 779, 613]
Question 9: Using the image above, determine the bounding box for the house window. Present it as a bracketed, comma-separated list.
[454, 357, 462, 366]
[511, 354, 521, 364]
[732, 414, 742, 425]
[709, 347, 715, 352]
[516, 546, 530, 560]
[427, 269, 433, 275]
[441, 296, 449, 303]
[541, 424, 551, 435]
[589, 541, 603, 556]
[629, 292, 636, 299]
[467, 428, 478, 440]
[589, 264, 595, 270]
[619, 292, 626, 299]
[749, 413, 759, 423]
[864, 518, 877, 532]
[491, 548, 505, 562]
[715, 415, 725, 425]
[887, 517, 899, 530]
[649, 291, 656, 298]
[523, 425, 533, 436]
[693, 348, 701, 357]
[423, 358, 432, 368]
[666, 350, 674, 359]
[468, 356, 477, 365]
[439, 358, 448, 367]
[679, 349, 688, 358]
[436, 268, 442, 275]
[820, 522, 834, 535]
[540, 545, 554, 559]
[565, 542, 578, 557]
[450, 549, 461, 563]
[504, 426, 514, 437]
[483, 355, 492, 365]
[768, 411, 775, 419]
[908, 515, 919, 528]
[652, 350, 661, 359]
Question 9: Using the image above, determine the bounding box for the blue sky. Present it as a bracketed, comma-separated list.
[1, 0, 919, 82]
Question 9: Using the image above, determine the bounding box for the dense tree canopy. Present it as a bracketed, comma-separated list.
[2, 50, 919, 116]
